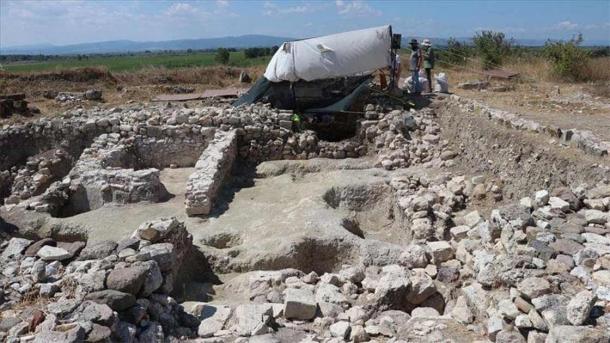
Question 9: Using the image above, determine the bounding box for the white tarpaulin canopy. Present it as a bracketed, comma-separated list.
[264, 25, 392, 83]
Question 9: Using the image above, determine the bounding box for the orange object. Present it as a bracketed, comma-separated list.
[379, 71, 387, 89]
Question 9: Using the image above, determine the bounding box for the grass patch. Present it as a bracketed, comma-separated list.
[2, 51, 270, 73]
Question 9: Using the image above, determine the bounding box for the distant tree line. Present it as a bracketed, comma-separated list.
[214, 46, 278, 64]
[0, 46, 278, 64]
[0, 54, 63, 62]
[243, 46, 279, 59]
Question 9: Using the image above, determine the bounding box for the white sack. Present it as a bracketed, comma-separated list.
[403, 72, 449, 93]
[434, 73, 449, 93]
[402, 75, 429, 93]
[264, 25, 392, 82]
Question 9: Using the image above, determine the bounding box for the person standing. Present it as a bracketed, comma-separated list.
[422, 39, 435, 93]
[392, 52, 401, 88]
[408, 39, 422, 94]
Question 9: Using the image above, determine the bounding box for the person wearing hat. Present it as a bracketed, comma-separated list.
[421, 39, 435, 93]
[408, 38, 422, 94]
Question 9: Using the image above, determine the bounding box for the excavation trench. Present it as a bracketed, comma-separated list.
[192, 160, 409, 275]
[435, 100, 610, 201]
[3, 97, 609, 298]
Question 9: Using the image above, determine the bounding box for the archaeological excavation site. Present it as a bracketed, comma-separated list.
[1, 26, 610, 343]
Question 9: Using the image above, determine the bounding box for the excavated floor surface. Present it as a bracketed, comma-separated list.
[49, 159, 447, 274]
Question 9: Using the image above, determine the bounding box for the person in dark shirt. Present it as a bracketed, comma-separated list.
[408, 39, 422, 94]
[421, 39, 435, 93]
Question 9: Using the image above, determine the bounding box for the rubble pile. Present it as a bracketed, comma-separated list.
[0, 217, 196, 342]
[391, 174, 470, 242]
[366, 106, 455, 170]
[54, 89, 103, 103]
[4, 149, 73, 205]
[2, 180, 608, 342]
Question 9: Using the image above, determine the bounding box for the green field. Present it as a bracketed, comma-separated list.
[2, 51, 270, 73]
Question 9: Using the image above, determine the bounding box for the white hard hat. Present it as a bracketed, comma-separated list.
[422, 39, 431, 46]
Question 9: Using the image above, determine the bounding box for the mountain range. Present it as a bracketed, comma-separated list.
[0, 35, 293, 55]
[1, 35, 608, 55]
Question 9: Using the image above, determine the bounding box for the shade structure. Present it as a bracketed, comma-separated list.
[264, 25, 393, 82]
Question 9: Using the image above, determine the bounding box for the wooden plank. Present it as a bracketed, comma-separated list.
[153, 93, 203, 102]
[0, 93, 26, 101]
[201, 88, 248, 98]
[482, 69, 519, 79]
[153, 87, 248, 102]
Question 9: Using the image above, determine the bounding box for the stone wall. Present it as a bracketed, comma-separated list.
[35, 134, 165, 215]
[134, 133, 213, 169]
[3, 149, 73, 205]
[1, 101, 421, 208]
[185, 130, 237, 216]
[76, 168, 168, 212]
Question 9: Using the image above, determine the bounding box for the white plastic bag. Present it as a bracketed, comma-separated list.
[403, 73, 429, 93]
[434, 72, 449, 93]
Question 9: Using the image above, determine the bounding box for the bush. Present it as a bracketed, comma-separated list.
[543, 34, 590, 81]
[244, 47, 273, 59]
[473, 31, 512, 69]
[439, 37, 472, 66]
[215, 48, 230, 64]
[590, 46, 610, 58]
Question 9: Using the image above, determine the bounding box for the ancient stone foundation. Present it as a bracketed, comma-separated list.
[1, 95, 609, 342]
[185, 130, 237, 216]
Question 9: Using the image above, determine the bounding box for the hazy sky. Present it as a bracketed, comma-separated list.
[1, 0, 609, 47]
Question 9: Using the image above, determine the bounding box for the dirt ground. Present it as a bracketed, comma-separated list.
[37, 159, 431, 271]
[0, 66, 264, 125]
[453, 79, 610, 140]
[3, 65, 609, 142]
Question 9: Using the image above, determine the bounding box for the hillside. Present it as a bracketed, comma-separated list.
[4, 34, 608, 56]
[0, 35, 294, 55]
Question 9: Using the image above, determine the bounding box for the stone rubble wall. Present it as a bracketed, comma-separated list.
[3, 149, 74, 205]
[9, 124, 216, 210]
[29, 135, 165, 214]
[0, 114, 116, 171]
[1, 101, 426, 209]
[0, 101, 414, 170]
[77, 169, 168, 211]
[0, 217, 198, 342]
[185, 130, 237, 216]
[133, 133, 213, 169]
